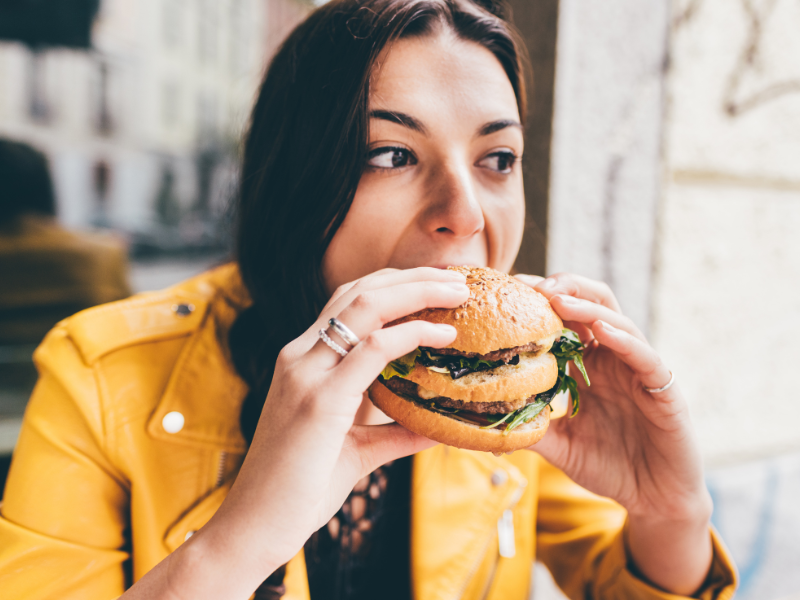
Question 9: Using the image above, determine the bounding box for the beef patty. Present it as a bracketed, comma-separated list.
[381, 376, 535, 415]
[419, 341, 542, 364]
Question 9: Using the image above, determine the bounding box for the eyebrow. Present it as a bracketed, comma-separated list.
[478, 119, 523, 136]
[369, 110, 522, 138]
[369, 110, 427, 134]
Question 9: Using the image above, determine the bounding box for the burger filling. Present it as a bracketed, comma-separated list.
[379, 329, 590, 434]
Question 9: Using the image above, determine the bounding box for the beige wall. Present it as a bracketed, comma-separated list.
[654, 0, 800, 465]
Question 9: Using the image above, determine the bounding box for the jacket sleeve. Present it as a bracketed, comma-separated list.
[0, 325, 130, 600]
[535, 458, 737, 600]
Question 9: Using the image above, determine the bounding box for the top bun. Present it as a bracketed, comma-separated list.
[391, 266, 563, 354]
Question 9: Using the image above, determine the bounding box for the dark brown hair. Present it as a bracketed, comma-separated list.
[230, 0, 529, 443]
[0, 138, 56, 225]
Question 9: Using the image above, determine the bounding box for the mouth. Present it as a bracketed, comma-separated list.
[427, 261, 487, 270]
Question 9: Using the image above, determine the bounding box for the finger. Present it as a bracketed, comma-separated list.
[562, 321, 594, 345]
[535, 273, 622, 313]
[592, 320, 672, 391]
[551, 295, 646, 342]
[514, 273, 545, 287]
[308, 281, 467, 369]
[323, 267, 466, 319]
[344, 423, 438, 476]
[330, 321, 456, 393]
[324, 268, 400, 309]
[525, 419, 569, 466]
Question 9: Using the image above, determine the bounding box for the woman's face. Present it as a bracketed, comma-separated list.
[322, 31, 525, 293]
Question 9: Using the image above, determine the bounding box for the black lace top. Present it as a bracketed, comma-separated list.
[304, 456, 412, 600]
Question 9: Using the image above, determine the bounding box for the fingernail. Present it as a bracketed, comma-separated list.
[445, 282, 469, 292]
[599, 320, 616, 331]
[443, 270, 467, 280]
[538, 278, 557, 290]
[555, 294, 579, 305]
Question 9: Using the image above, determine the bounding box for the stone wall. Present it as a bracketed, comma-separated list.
[655, 0, 800, 465]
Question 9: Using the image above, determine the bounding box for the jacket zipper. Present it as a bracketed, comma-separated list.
[450, 477, 527, 600]
[215, 451, 227, 488]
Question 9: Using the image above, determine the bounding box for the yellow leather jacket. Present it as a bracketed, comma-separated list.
[0, 265, 737, 600]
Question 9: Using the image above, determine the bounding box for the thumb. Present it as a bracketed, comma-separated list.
[526, 419, 570, 470]
[346, 423, 438, 475]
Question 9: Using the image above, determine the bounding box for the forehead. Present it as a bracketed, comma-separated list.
[369, 32, 520, 122]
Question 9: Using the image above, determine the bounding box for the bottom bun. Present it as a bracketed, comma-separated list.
[368, 379, 550, 453]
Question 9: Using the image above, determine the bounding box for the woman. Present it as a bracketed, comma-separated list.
[0, 1, 736, 599]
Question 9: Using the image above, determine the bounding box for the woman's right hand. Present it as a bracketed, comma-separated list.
[124, 268, 468, 600]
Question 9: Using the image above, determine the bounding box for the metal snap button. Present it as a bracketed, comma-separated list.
[185, 530, 196, 541]
[162, 411, 185, 433]
[172, 303, 195, 317]
[491, 469, 508, 486]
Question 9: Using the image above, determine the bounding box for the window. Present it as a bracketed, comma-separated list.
[163, 0, 183, 49]
[196, 91, 218, 142]
[27, 49, 50, 122]
[197, 0, 218, 64]
[162, 81, 180, 128]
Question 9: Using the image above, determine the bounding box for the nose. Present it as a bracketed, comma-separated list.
[422, 160, 485, 239]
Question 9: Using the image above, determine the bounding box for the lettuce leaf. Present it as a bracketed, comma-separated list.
[380, 348, 421, 380]
[419, 350, 506, 378]
[549, 329, 590, 418]
[503, 398, 550, 432]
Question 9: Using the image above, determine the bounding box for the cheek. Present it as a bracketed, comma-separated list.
[484, 183, 525, 272]
[321, 174, 417, 293]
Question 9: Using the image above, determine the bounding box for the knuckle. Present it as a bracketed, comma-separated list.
[351, 290, 378, 313]
[619, 315, 636, 332]
[281, 362, 305, 390]
[599, 282, 617, 302]
[276, 342, 297, 366]
[648, 353, 665, 374]
[362, 331, 387, 354]
[552, 273, 578, 294]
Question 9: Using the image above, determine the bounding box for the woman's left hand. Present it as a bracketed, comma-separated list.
[516, 272, 714, 595]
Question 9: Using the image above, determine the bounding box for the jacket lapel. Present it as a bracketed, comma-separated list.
[146, 286, 249, 453]
[411, 445, 528, 600]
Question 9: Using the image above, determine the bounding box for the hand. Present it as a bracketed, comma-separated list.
[516, 272, 714, 595]
[125, 268, 468, 600]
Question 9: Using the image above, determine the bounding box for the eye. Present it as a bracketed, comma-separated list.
[477, 151, 518, 174]
[367, 146, 417, 169]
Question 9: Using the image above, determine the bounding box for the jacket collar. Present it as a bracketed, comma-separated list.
[146, 264, 251, 453]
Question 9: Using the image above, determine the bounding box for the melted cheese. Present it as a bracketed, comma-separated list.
[536, 334, 558, 353]
[417, 385, 439, 400]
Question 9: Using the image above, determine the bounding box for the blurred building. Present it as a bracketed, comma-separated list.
[0, 0, 308, 251]
[0, 0, 310, 488]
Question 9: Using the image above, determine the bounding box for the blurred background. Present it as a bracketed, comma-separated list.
[0, 0, 798, 598]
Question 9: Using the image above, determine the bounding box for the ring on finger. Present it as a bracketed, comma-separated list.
[319, 329, 349, 357]
[328, 317, 361, 348]
[643, 371, 675, 393]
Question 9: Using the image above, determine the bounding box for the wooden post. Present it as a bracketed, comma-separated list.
[507, 0, 560, 278]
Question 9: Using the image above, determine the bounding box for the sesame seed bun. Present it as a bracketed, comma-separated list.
[389, 266, 563, 354]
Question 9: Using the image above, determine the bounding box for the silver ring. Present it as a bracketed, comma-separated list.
[319, 329, 348, 357]
[328, 317, 360, 348]
[643, 371, 675, 393]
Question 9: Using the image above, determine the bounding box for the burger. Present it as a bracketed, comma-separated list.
[368, 266, 589, 453]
